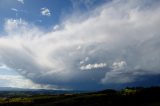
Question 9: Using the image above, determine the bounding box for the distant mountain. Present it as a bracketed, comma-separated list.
[0, 87, 37, 91]
[0, 87, 87, 95]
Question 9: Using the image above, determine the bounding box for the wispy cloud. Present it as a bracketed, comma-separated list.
[17, 0, 24, 4]
[41, 8, 51, 16]
[70, 0, 97, 10]
[11, 8, 18, 12]
[0, 0, 160, 89]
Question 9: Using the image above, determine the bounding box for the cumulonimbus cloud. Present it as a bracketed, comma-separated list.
[0, 0, 160, 90]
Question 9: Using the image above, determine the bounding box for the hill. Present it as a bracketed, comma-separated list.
[0, 87, 159, 106]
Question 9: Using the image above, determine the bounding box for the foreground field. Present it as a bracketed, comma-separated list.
[0, 87, 159, 106]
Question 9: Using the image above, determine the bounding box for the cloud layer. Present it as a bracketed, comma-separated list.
[0, 0, 160, 90]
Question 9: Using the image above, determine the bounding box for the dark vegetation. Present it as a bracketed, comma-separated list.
[0, 87, 159, 106]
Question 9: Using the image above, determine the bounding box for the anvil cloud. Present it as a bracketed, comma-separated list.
[0, 0, 160, 90]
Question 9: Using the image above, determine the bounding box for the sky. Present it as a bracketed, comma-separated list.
[0, 0, 160, 90]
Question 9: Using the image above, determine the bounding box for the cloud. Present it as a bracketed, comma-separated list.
[0, 74, 60, 89]
[4, 18, 41, 36]
[4, 19, 26, 32]
[0, 0, 160, 90]
[70, 0, 99, 10]
[41, 8, 51, 16]
[80, 63, 107, 70]
[112, 61, 127, 71]
[17, 0, 24, 4]
[11, 8, 18, 12]
[101, 61, 133, 84]
[0, 66, 57, 89]
[80, 57, 89, 64]
[11, 8, 25, 13]
[53, 25, 60, 31]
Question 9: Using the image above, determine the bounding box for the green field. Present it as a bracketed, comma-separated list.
[0, 87, 159, 106]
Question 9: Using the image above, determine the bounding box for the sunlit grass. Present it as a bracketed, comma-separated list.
[9, 98, 32, 103]
[121, 88, 137, 95]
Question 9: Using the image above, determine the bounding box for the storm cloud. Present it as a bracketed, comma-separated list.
[0, 0, 160, 90]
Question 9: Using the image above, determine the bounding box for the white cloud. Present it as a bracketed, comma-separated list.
[112, 61, 127, 71]
[0, 0, 160, 89]
[80, 63, 107, 70]
[0, 64, 10, 70]
[0, 75, 58, 89]
[41, 8, 51, 16]
[17, 0, 24, 4]
[0, 65, 58, 89]
[11, 8, 18, 12]
[4, 18, 42, 36]
[4, 19, 27, 32]
[53, 25, 60, 30]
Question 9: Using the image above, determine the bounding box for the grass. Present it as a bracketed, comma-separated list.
[0, 87, 159, 106]
[121, 88, 137, 95]
[9, 98, 32, 103]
